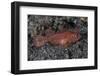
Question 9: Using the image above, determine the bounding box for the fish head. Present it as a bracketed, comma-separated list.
[71, 32, 80, 42]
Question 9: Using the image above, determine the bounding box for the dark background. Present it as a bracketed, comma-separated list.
[28, 15, 88, 61]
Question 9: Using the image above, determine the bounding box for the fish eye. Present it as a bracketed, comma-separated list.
[73, 34, 78, 39]
[71, 35, 73, 38]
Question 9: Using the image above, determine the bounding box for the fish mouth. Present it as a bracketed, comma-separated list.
[77, 35, 82, 41]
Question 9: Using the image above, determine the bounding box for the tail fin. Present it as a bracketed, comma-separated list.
[33, 35, 48, 47]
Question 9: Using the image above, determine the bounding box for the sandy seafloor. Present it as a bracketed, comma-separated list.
[28, 15, 88, 61]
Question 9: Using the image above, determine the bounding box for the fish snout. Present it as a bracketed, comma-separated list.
[72, 33, 80, 42]
[76, 33, 80, 41]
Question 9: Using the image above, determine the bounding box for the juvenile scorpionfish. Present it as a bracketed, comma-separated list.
[33, 31, 80, 48]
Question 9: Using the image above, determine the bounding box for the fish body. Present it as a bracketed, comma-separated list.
[33, 31, 80, 48]
[48, 31, 80, 47]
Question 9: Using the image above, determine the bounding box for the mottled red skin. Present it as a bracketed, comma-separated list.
[33, 31, 80, 48]
[48, 31, 80, 47]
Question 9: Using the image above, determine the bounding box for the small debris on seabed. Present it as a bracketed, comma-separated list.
[28, 15, 88, 61]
